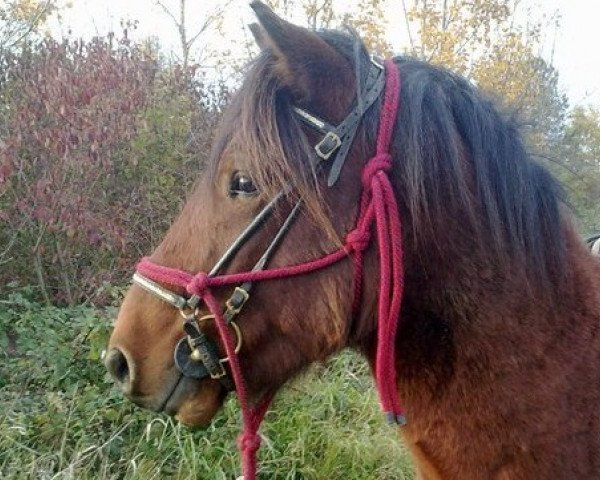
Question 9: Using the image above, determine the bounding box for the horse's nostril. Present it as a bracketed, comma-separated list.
[105, 348, 132, 390]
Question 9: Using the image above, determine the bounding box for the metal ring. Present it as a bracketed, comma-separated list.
[196, 314, 243, 361]
[219, 321, 243, 363]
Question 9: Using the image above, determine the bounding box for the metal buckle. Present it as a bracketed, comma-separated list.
[315, 131, 342, 160]
[209, 362, 228, 380]
[225, 287, 250, 316]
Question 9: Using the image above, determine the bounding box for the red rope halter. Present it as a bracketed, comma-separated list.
[136, 59, 403, 479]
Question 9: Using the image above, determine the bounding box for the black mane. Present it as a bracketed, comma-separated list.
[320, 29, 566, 286]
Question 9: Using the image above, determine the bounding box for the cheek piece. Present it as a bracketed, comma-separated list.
[134, 59, 404, 480]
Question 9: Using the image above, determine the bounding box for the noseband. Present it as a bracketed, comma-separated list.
[134, 58, 403, 479]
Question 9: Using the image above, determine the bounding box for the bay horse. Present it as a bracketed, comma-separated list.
[105, 2, 600, 478]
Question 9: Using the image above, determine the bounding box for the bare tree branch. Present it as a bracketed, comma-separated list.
[154, 0, 232, 68]
[400, 0, 416, 54]
[154, 0, 179, 27]
[1, 0, 54, 55]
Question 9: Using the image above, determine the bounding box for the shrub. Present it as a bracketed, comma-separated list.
[0, 293, 414, 479]
[0, 32, 225, 304]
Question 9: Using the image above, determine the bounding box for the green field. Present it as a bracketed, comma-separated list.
[0, 289, 414, 479]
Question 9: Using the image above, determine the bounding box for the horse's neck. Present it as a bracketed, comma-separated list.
[395, 220, 599, 381]
[382, 221, 600, 478]
[353, 216, 600, 382]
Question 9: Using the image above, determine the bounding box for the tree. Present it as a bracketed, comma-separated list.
[1, 1, 60, 148]
[401, 0, 599, 230]
[556, 107, 600, 232]
[0, 0, 57, 57]
[264, 0, 335, 29]
[403, 1, 566, 119]
[154, 0, 232, 68]
[343, 0, 393, 57]
[0, 35, 155, 303]
[0, 32, 225, 304]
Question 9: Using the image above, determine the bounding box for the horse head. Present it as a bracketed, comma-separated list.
[105, 2, 382, 427]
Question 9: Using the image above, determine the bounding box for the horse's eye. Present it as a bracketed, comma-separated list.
[229, 172, 257, 196]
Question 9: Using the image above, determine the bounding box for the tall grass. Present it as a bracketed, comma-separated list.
[0, 289, 414, 479]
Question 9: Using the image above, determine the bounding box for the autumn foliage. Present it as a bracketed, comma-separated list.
[0, 32, 224, 304]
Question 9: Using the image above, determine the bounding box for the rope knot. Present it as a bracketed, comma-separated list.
[361, 153, 392, 188]
[345, 228, 371, 252]
[187, 272, 210, 296]
[237, 432, 261, 455]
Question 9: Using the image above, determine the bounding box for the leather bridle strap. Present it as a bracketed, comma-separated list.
[133, 192, 302, 387]
[191, 187, 291, 310]
[222, 198, 303, 323]
[132, 58, 389, 389]
[133, 188, 290, 313]
[132, 61, 385, 382]
[135, 59, 405, 480]
[132, 57, 385, 321]
[293, 57, 385, 186]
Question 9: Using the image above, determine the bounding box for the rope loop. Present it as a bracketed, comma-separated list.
[187, 272, 210, 296]
[237, 432, 262, 456]
[345, 228, 371, 252]
[361, 153, 392, 188]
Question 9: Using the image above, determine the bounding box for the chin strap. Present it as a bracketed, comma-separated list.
[136, 59, 403, 479]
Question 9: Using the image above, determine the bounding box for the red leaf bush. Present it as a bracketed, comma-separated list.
[0, 32, 225, 304]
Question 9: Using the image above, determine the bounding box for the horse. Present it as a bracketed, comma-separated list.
[105, 2, 600, 478]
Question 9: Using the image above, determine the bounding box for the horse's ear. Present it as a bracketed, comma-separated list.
[249, 1, 353, 103]
[248, 23, 269, 51]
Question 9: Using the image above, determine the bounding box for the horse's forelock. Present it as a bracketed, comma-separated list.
[207, 48, 348, 242]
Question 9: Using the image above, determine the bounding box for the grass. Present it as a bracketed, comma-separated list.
[0, 288, 414, 479]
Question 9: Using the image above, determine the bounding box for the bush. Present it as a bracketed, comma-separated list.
[0, 32, 225, 305]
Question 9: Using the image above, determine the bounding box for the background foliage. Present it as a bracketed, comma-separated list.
[0, 25, 223, 304]
[0, 291, 412, 479]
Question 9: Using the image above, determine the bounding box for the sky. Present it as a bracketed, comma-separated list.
[49, 0, 600, 109]
[534, 0, 600, 106]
